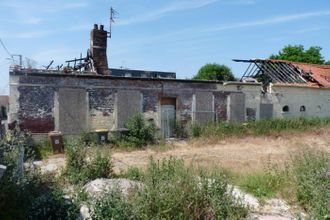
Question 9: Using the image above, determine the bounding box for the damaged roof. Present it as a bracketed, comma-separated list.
[234, 59, 330, 88]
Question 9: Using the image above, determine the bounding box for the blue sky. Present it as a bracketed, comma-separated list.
[1, 0, 330, 94]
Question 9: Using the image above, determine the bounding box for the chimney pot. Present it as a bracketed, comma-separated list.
[94, 24, 98, 30]
[100, 25, 104, 31]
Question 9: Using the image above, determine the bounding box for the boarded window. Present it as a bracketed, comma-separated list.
[193, 92, 214, 124]
[116, 90, 142, 128]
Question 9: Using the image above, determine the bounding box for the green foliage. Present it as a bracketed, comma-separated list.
[189, 123, 203, 138]
[90, 158, 248, 219]
[193, 63, 236, 81]
[325, 60, 330, 65]
[270, 45, 325, 64]
[132, 157, 248, 219]
[171, 120, 187, 138]
[239, 168, 285, 199]
[114, 113, 156, 148]
[290, 148, 330, 219]
[79, 132, 97, 145]
[194, 117, 330, 139]
[120, 166, 144, 181]
[0, 132, 78, 220]
[34, 139, 53, 160]
[90, 189, 135, 220]
[64, 143, 113, 184]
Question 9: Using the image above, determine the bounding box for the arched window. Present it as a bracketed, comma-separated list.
[282, 105, 289, 112]
[300, 106, 306, 112]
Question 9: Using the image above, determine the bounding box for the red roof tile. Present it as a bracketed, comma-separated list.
[267, 59, 330, 88]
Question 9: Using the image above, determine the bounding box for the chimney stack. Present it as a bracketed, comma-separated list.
[90, 24, 110, 75]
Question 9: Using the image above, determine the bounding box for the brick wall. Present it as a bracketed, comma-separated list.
[10, 71, 235, 134]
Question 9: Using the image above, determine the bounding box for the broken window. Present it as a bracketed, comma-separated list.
[300, 106, 306, 112]
[282, 105, 289, 112]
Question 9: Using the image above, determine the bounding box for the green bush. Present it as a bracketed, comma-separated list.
[239, 169, 284, 199]
[90, 189, 134, 220]
[291, 148, 330, 219]
[89, 158, 247, 219]
[172, 120, 188, 138]
[79, 132, 97, 145]
[194, 117, 330, 139]
[0, 131, 79, 220]
[116, 113, 156, 148]
[34, 139, 53, 160]
[64, 143, 113, 184]
[133, 158, 248, 219]
[189, 123, 203, 137]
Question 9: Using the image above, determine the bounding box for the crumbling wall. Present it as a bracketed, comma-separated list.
[10, 72, 246, 135]
[265, 85, 330, 118]
[221, 83, 261, 121]
[18, 86, 55, 133]
[88, 88, 116, 130]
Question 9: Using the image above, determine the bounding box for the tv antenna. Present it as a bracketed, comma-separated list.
[108, 7, 118, 38]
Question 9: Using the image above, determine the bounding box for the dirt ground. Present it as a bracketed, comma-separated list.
[111, 128, 330, 173]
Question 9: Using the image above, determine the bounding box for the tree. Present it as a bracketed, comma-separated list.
[192, 63, 235, 81]
[270, 45, 325, 64]
[325, 60, 330, 65]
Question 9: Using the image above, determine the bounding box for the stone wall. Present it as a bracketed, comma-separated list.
[9, 71, 240, 135]
[264, 84, 330, 119]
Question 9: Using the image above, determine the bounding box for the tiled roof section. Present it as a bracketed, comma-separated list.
[235, 59, 330, 88]
[267, 59, 330, 88]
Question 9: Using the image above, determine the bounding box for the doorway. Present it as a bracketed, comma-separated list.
[160, 97, 176, 138]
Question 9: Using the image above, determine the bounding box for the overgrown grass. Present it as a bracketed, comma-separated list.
[236, 168, 287, 200]
[63, 142, 114, 184]
[190, 117, 330, 139]
[234, 148, 329, 219]
[112, 113, 156, 148]
[0, 130, 79, 219]
[92, 157, 249, 219]
[291, 148, 329, 219]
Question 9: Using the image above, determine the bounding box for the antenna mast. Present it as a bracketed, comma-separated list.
[108, 7, 118, 38]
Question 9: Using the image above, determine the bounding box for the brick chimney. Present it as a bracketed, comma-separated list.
[90, 24, 110, 75]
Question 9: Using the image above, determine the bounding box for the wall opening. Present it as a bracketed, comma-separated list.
[160, 97, 176, 138]
[282, 105, 289, 112]
[0, 106, 7, 120]
[300, 105, 306, 112]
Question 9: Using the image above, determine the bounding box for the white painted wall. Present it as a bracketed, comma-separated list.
[266, 85, 330, 119]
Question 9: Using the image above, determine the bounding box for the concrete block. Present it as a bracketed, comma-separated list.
[228, 93, 245, 123]
[194, 92, 214, 124]
[246, 108, 256, 121]
[57, 89, 87, 135]
[260, 103, 273, 119]
[116, 90, 142, 128]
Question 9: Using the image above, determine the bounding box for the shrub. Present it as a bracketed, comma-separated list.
[189, 123, 203, 137]
[239, 169, 285, 199]
[0, 131, 79, 219]
[172, 120, 187, 138]
[132, 157, 248, 219]
[64, 143, 113, 184]
[290, 148, 330, 219]
[34, 139, 53, 160]
[90, 189, 134, 220]
[119, 113, 156, 148]
[192, 117, 330, 139]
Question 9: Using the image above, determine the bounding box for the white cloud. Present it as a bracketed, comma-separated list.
[117, 0, 218, 26]
[201, 10, 330, 33]
[22, 17, 43, 25]
[292, 26, 328, 34]
[15, 30, 53, 39]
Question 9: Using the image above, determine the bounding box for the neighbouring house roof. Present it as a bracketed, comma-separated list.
[234, 59, 330, 88]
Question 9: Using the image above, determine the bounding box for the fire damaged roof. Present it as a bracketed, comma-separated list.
[234, 59, 330, 88]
